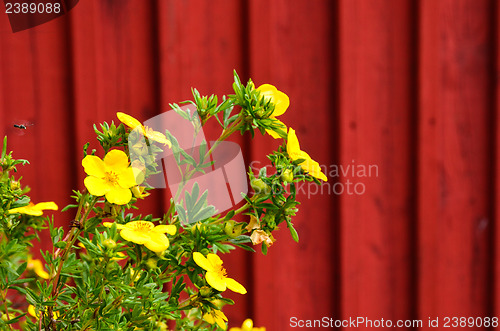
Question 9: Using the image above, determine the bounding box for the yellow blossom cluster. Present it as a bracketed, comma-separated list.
[256, 84, 327, 182]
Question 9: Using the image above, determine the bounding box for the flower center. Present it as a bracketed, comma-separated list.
[145, 126, 155, 135]
[104, 171, 119, 185]
[128, 221, 154, 233]
[215, 263, 227, 278]
[136, 223, 151, 231]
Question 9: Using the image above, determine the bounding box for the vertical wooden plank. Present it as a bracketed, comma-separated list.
[248, 1, 335, 330]
[156, 0, 250, 326]
[339, 0, 414, 324]
[419, 0, 493, 325]
[496, 0, 500, 323]
[68, 0, 161, 215]
[0, 12, 74, 235]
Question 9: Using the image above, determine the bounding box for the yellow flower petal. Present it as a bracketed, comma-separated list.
[117, 112, 143, 131]
[146, 129, 171, 147]
[8, 204, 42, 216]
[131, 186, 150, 199]
[116, 167, 137, 189]
[266, 128, 281, 139]
[206, 253, 223, 268]
[120, 228, 150, 245]
[84, 176, 111, 196]
[153, 225, 177, 235]
[225, 277, 247, 294]
[28, 305, 37, 318]
[287, 128, 328, 181]
[103, 149, 130, 170]
[204, 311, 228, 330]
[33, 202, 58, 211]
[36, 269, 50, 279]
[117, 221, 172, 252]
[273, 91, 290, 117]
[111, 252, 127, 261]
[203, 313, 215, 325]
[193, 252, 213, 272]
[8, 202, 58, 216]
[103, 222, 125, 230]
[286, 128, 301, 157]
[206, 271, 227, 292]
[132, 165, 146, 185]
[214, 310, 228, 330]
[300, 158, 328, 182]
[265, 118, 287, 139]
[257, 84, 289, 117]
[295, 150, 311, 161]
[28, 305, 59, 319]
[105, 186, 132, 205]
[27, 258, 49, 279]
[82, 155, 107, 178]
[144, 232, 170, 252]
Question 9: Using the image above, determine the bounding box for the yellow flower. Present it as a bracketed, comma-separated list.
[256, 84, 289, 139]
[117, 112, 171, 147]
[229, 319, 266, 331]
[286, 128, 328, 181]
[193, 252, 246, 294]
[129, 160, 150, 199]
[28, 305, 59, 319]
[103, 221, 176, 253]
[8, 201, 58, 216]
[203, 309, 228, 330]
[27, 258, 49, 279]
[82, 149, 137, 205]
[131, 185, 150, 199]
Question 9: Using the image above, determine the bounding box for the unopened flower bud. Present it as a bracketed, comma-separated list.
[145, 258, 158, 270]
[199, 286, 211, 297]
[103, 238, 117, 250]
[224, 221, 235, 236]
[155, 250, 167, 258]
[280, 169, 294, 183]
[191, 222, 202, 234]
[251, 178, 270, 195]
[10, 180, 20, 190]
[156, 321, 168, 331]
[242, 319, 254, 330]
[263, 214, 276, 230]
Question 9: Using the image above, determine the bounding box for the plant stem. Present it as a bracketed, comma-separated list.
[1, 290, 12, 330]
[47, 195, 97, 326]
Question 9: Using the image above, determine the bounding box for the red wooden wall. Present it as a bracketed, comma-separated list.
[0, 0, 498, 329]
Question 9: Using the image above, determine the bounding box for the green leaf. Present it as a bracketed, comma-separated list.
[6, 313, 26, 324]
[16, 262, 27, 275]
[286, 218, 299, 242]
[55, 241, 67, 249]
[261, 243, 268, 255]
[1, 136, 6, 160]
